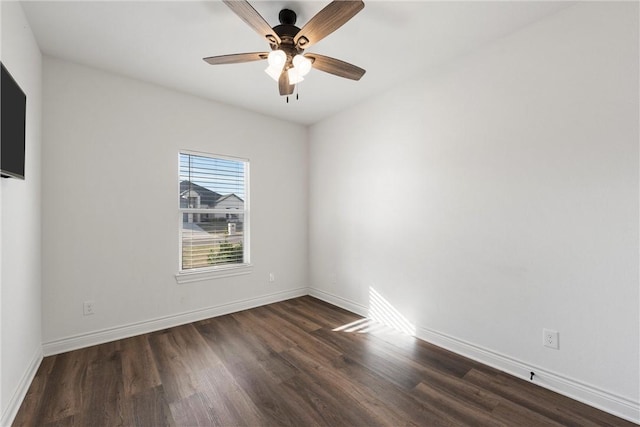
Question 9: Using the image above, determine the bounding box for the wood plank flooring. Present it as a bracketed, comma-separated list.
[13, 296, 634, 426]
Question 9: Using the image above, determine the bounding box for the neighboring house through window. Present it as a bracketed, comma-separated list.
[178, 151, 249, 276]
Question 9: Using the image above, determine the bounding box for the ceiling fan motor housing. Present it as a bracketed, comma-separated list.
[273, 9, 304, 68]
[278, 9, 297, 25]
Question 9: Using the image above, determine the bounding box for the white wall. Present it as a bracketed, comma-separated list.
[6, 1, 637, 423]
[41, 57, 308, 350]
[0, 2, 43, 424]
[309, 2, 639, 421]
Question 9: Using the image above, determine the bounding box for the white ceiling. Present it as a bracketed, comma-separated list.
[21, 1, 572, 125]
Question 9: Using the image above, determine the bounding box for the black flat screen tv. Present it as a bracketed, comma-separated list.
[1, 62, 27, 180]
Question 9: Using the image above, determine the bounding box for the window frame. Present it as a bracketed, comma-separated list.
[175, 150, 251, 284]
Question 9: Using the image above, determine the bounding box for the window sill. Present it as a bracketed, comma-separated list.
[175, 264, 252, 284]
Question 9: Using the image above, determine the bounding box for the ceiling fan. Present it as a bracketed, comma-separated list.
[203, 0, 366, 97]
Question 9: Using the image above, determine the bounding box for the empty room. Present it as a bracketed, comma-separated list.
[1, 0, 638, 425]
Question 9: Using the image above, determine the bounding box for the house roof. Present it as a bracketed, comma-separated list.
[180, 181, 221, 208]
[215, 194, 244, 204]
[180, 181, 244, 209]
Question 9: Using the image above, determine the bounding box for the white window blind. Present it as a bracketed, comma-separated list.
[179, 151, 249, 272]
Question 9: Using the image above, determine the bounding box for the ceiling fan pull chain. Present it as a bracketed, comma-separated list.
[286, 95, 289, 103]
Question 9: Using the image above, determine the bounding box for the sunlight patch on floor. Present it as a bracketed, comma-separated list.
[332, 287, 416, 336]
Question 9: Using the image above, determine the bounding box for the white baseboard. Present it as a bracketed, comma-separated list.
[308, 288, 369, 317]
[0, 346, 43, 427]
[43, 287, 308, 356]
[308, 288, 640, 425]
[416, 326, 640, 425]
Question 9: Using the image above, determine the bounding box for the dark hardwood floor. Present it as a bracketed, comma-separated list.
[14, 296, 634, 426]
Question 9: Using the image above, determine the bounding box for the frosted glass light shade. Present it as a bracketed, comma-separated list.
[287, 68, 304, 84]
[265, 50, 287, 81]
[292, 55, 312, 76]
[265, 65, 282, 81]
[267, 50, 286, 68]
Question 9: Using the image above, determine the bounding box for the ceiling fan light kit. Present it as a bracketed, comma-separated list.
[203, 0, 366, 98]
[264, 51, 310, 85]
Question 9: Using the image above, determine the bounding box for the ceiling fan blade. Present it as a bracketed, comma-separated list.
[305, 53, 366, 80]
[294, 0, 364, 49]
[203, 52, 269, 65]
[279, 70, 294, 96]
[222, 0, 281, 46]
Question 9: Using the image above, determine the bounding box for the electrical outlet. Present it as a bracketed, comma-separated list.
[269, 273, 275, 283]
[543, 328, 559, 349]
[83, 300, 95, 316]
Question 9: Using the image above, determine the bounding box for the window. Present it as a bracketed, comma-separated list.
[178, 151, 250, 279]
